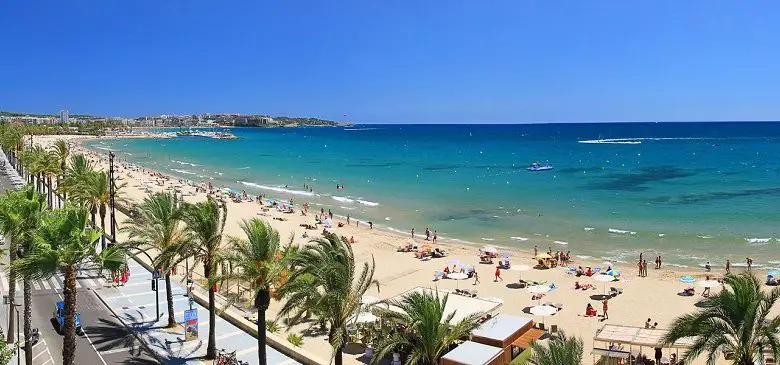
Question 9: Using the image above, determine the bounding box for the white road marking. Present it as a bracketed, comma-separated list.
[237, 346, 258, 356]
[84, 294, 108, 365]
[49, 277, 61, 290]
[99, 346, 137, 355]
[82, 278, 96, 287]
[41, 279, 50, 290]
[32, 281, 41, 290]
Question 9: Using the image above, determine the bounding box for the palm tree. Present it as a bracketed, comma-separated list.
[50, 140, 70, 206]
[528, 331, 583, 365]
[70, 171, 124, 248]
[121, 192, 188, 328]
[662, 272, 780, 365]
[180, 197, 227, 360]
[278, 233, 379, 365]
[39, 151, 60, 208]
[370, 291, 485, 365]
[11, 204, 125, 365]
[58, 154, 94, 202]
[19, 145, 47, 190]
[0, 186, 47, 365]
[216, 218, 293, 365]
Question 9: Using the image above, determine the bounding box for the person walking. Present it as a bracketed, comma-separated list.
[726, 259, 731, 274]
[638, 260, 643, 277]
[473, 271, 480, 285]
[494, 266, 503, 282]
[601, 298, 609, 320]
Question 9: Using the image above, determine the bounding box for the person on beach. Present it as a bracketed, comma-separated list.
[584, 303, 597, 317]
[602, 298, 609, 320]
[347, 214, 350, 224]
[747, 257, 753, 270]
[411, 228, 414, 238]
[473, 271, 480, 285]
[638, 260, 643, 277]
[533, 245, 538, 257]
[433, 230, 437, 244]
[645, 318, 652, 328]
[494, 267, 503, 282]
[726, 259, 731, 274]
[368, 221, 373, 229]
[642, 260, 648, 277]
[705, 261, 711, 272]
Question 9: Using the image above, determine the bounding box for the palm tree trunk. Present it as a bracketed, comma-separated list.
[205, 263, 216, 359]
[256, 290, 270, 365]
[62, 266, 77, 365]
[47, 176, 53, 208]
[23, 278, 32, 365]
[165, 274, 176, 328]
[335, 344, 344, 365]
[6, 248, 16, 344]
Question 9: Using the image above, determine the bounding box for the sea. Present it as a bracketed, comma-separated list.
[84, 123, 780, 269]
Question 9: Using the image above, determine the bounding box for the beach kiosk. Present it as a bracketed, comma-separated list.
[440, 341, 503, 365]
[471, 314, 541, 363]
[592, 324, 694, 364]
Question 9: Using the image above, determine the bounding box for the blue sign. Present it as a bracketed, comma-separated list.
[184, 309, 198, 341]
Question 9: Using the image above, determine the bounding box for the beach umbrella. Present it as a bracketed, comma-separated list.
[352, 312, 378, 324]
[593, 274, 617, 296]
[679, 275, 696, 283]
[767, 271, 780, 277]
[697, 280, 720, 288]
[482, 247, 498, 254]
[529, 304, 558, 323]
[460, 264, 474, 272]
[534, 253, 552, 260]
[448, 273, 468, 280]
[527, 285, 551, 294]
[500, 252, 514, 258]
[361, 295, 380, 305]
[511, 264, 532, 279]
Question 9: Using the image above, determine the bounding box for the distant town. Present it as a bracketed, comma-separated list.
[0, 110, 348, 128]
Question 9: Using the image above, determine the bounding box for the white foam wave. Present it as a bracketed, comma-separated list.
[510, 237, 528, 241]
[344, 128, 380, 131]
[386, 227, 408, 235]
[384, 217, 391, 221]
[658, 233, 666, 237]
[578, 137, 710, 145]
[697, 235, 713, 239]
[554, 241, 569, 245]
[239, 181, 316, 197]
[237, 166, 250, 170]
[609, 228, 637, 235]
[576, 255, 592, 260]
[95, 146, 114, 151]
[171, 169, 197, 176]
[339, 206, 356, 210]
[356, 199, 379, 207]
[333, 196, 354, 204]
[584, 227, 595, 231]
[746, 238, 772, 244]
[481, 238, 495, 241]
[172, 160, 199, 167]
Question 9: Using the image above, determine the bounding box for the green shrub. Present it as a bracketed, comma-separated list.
[287, 333, 304, 347]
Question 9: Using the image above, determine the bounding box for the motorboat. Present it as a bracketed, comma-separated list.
[526, 162, 553, 171]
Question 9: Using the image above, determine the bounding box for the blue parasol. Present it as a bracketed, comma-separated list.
[680, 275, 696, 283]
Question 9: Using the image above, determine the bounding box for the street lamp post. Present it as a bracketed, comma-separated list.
[4, 296, 20, 365]
[107, 151, 116, 250]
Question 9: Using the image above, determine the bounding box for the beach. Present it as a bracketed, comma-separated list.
[39, 133, 769, 365]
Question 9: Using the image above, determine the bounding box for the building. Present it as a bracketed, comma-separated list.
[261, 116, 277, 124]
[60, 110, 69, 123]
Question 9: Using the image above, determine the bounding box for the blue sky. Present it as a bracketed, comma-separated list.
[1, 1, 779, 123]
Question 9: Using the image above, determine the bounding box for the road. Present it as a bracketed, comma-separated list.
[0, 168, 159, 364]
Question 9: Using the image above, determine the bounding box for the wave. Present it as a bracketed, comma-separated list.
[172, 160, 199, 167]
[339, 206, 356, 210]
[239, 181, 316, 197]
[357, 199, 380, 207]
[746, 237, 772, 244]
[697, 235, 713, 239]
[510, 236, 528, 241]
[171, 169, 197, 176]
[554, 240, 569, 245]
[658, 233, 666, 237]
[578, 137, 710, 145]
[237, 166, 251, 170]
[609, 228, 637, 235]
[95, 146, 114, 151]
[344, 128, 380, 131]
[333, 196, 355, 204]
[481, 238, 495, 241]
[386, 227, 409, 236]
[584, 227, 595, 231]
[384, 217, 391, 221]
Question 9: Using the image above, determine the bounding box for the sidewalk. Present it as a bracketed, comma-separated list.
[94, 258, 299, 365]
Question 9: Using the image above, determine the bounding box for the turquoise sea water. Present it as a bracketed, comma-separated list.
[85, 123, 780, 268]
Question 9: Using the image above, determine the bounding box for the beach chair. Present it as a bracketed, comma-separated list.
[609, 287, 623, 297]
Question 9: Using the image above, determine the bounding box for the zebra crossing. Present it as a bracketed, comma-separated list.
[0, 270, 108, 293]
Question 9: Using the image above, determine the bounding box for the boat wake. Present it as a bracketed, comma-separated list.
[239, 181, 316, 197]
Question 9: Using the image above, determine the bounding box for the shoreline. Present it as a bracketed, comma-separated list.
[71, 134, 755, 277]
[51, 133, 753, 365]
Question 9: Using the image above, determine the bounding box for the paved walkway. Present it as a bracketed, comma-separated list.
[94, 258, 299, 365]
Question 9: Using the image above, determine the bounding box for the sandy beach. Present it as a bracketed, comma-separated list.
[34, 134, 765, 365]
